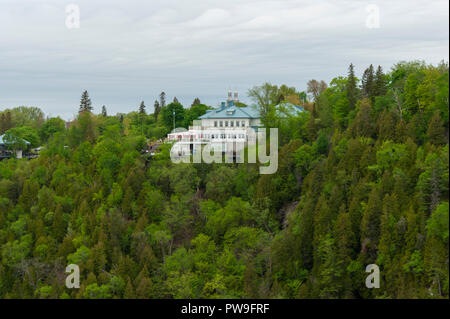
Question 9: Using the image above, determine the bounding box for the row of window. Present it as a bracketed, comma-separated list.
[208, 133, 245, 139]
[214, 120, 246, 128]
[174, 133, 246, 140]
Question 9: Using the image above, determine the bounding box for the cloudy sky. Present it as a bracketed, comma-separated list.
[0, 0, 448, 120]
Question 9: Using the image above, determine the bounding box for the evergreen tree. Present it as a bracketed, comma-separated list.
[52, 204, 66, 242]
[139, 101, 146, 115]
[79, 90, 93, 113]
[243, 262, 259, 298]
[334, 205, 355, 264]
[426, 110, 447, 145]
[101, 105, 107, 117]
[159, 92, 166, 108]
[361, 188, 383, 259]
[135, 277, 153, 299]
[374, 65, 387, 96]
[350, 98, 374, 138]
[346, 63, 358, 111]
[124, 278, 136, 299]
[154, 100, 161, 121]
[0, 111, 12, 134]
[191, 97, 201, 107]
[306, 115, 317, 142]
[377, 110, 397, 141]
[316, 235, 343, 298]
[0, 60, 447, 300]
[361, 65, 375, 101]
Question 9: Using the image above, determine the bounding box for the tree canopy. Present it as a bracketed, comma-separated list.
[0, 60, 448, 299]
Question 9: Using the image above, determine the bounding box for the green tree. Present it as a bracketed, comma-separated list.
[4, 126, 39, 148]
[307, 79, 328, 102]
[361, 64, 375, 102]
[154, 100, 161, 120]
[40, 117, 65, 142]
[191, 97, 201, 107]
[124, 278, 136, 299]
[79, 90, 93, 113]
[139, 101, 146, 115]
[184, 104, 211, 128]
[248, 82, 279, 123]
[161, 102, 186, 130]
[374, 65, 387, 96]
[349, 98, 374, 138]
[346, 63, 358, 111]
[426, 111, 447, 145]
[0, 111, 13, 134]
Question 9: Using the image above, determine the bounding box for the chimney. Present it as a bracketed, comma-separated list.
[227, 90, 232, 101]
[234, 91, 239, 102]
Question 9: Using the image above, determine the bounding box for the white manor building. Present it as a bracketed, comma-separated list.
[167, 91, 262, 158]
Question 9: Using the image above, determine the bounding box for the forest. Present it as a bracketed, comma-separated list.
[0, 60, 448, 299]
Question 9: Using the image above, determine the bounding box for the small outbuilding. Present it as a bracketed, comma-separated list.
[0, 134, 31, 159]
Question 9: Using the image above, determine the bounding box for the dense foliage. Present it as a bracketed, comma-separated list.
[0, 61, 448, 299]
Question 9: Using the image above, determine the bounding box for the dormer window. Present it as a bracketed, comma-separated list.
[227, 109, 235, 115]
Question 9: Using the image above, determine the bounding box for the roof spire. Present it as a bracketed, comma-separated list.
[227, 89, 232, 102]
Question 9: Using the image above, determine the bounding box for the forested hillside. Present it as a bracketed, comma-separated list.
[0, 60, 448, 299]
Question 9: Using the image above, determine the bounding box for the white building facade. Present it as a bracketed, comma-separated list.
[167, 91, 262, 159]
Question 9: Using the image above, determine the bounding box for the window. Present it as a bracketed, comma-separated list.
[214, 121, 217, 127]
[220, 121, 223, 127]
[230, 121, 234, 127]
[241, 121, 245, 127]
[236, 121, 239, 127]
[225, 121, 228, 127]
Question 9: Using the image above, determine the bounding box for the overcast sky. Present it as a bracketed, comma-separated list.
[0, 0, 448, 120]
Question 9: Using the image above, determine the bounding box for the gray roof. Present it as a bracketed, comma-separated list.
[0, 134, 31, 146]
[274, 102, 305, 117]
[198, 102, 260, 120]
